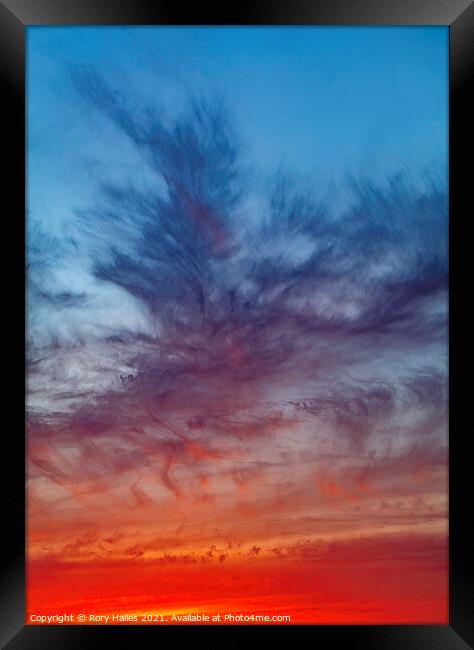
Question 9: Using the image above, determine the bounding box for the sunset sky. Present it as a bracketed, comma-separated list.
[26, 26, 448, 624]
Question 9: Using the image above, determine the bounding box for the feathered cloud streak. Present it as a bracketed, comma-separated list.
[27, 70, 448, 622]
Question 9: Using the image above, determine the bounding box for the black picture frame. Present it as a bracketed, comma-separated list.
[1, 1, 472, 647]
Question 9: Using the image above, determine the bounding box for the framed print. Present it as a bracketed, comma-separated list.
[1, 1, 473, 648]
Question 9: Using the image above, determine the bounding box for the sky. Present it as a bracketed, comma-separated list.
[26, 26, 448, 624]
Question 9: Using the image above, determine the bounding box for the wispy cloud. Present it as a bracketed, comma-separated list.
[27, 64, 448, 623]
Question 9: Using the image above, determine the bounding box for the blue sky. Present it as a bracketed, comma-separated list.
[27, 26, 447, 234]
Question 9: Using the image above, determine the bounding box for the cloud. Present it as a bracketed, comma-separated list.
[27, 71, 448, 577]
